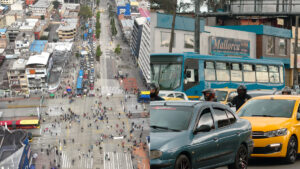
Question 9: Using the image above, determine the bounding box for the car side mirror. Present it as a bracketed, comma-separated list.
[194, 125, 211, 133]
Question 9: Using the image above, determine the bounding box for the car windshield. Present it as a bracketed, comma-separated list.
[238, 99, 295, 118]
[216, 91, 228, 101]
[151, 64, 182, 90]
[150, 106, 193, 131]
[158, 93, 166, 97]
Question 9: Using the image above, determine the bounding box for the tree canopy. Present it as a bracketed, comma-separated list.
[79, 5, 92, 19]
[53, 0, 60, 9]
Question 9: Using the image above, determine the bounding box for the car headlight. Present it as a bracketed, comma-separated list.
[265, 128, 287, 137]
[150, 150, 162, 159]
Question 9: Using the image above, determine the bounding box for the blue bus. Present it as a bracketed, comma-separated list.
[76, 70, 84, 95]
[150, 53, 285, 100]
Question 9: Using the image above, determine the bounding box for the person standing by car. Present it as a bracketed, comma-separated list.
[201, 88, 217, 102]
[231, 85, 251, 110]
[282, 86, 292, 95]
[150, 83, 164, 101]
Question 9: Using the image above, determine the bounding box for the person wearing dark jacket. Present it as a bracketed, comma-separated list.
[231, 85, 251, 110]
[150, 83, 164, 101]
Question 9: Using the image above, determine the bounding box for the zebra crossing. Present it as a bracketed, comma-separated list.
[103, 152, 133, 169]
[61, 151, 93, 169]
[101, 86, 123, 95]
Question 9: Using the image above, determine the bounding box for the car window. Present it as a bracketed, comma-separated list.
[227, 91, 237, 102]
[213, 108, 230, 128]
[197, 108, 215, 129]
[226, 110, 236, 124]
[168, 94, 175, 97]
[175, 93, 185, 99]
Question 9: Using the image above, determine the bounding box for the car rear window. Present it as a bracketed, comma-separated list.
[238, 99, 295, 118]
[150, 106, 193, 131]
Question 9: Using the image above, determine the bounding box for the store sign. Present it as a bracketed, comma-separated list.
[210, 37, 250, 57]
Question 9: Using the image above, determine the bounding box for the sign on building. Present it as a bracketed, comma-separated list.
[210, 36, 250, 57]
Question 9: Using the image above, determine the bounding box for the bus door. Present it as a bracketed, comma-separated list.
[183, 59, 199, 96]
[12, 121, 16, 129]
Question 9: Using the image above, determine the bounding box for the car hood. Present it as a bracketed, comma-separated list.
[150, 131, 189, 151]
[241, 117, 292, 131]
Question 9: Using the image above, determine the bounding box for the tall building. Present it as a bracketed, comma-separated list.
[138, 18, 150, 84]
[131, 17, 147, 60]
[7, 59, 29, 94]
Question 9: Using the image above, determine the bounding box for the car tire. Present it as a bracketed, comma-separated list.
[284, 136, 298, 164]
[228, 144, 248, 169]
[174, 154, 191, 169]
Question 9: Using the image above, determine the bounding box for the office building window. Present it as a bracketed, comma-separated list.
[160, 32, 175, 47]
[266, 36, 275, 55]
[279, 38, 287, 55]
[184, 34, 194, 49]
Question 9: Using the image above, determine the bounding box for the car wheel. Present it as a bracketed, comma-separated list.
[284, 136, 298, 164]
[174, 154, 191, 169]
[228, 144, 248, 169]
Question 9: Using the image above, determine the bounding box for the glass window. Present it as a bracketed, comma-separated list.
[280, 66, 284, 83]
[216, 90, 228, 102]
[267, 36, 275, 54]
[161, 32, 175, 47]
[256, 65, 269, 82]
[269, 66, 280, 83]
[167, 94, 174, 97]
[184, 34, 194, 49]
[226, 111, 236, 124]
[175, 93, 185, 99]
[231, 63, 242, 82]
[204, 61, 216, 81]
[279, 39, 287, 55]
[197, 108, 214, 129]
[151, 64, 182, 90]
[243, 64, 256, 82]
[292, 43, 300, 54]
[238, 99, 296, 118]
[213, 108, 230, 128]
[216, 62, 230, 81]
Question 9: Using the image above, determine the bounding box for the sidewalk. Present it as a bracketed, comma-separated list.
[133, 143, 150, 169]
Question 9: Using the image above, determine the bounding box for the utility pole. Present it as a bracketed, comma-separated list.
[293, 16, 299, 86]
[169, 0, 177, 53]
[194, 0, 200, 53]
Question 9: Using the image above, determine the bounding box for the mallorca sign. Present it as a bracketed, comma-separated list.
[210, 36, 250, 57]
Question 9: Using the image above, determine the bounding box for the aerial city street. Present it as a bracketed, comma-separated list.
[149, 1, 300, 169]
[0, 0, 150, 169]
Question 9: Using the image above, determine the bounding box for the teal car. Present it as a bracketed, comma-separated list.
[150, 101, 253, 169]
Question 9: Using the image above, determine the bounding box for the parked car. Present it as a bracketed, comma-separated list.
[150, 101, 253, 169]
[237, 95, 300, 163]
[247, 89, 278, 98]
[158, 90, 189, 101]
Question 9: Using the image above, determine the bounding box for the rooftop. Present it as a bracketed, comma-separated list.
[135, 17, 147, 25]
[121, 19, 134, 28]
[139, 8, 150, 18]
[29, 40, 47, 53]
[32, 0, 50, 8]
[9, 59, 27, 70]
[26, 52, 50, 66]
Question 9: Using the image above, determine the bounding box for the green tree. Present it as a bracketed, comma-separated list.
[96, 29, 100, 39]
[114, 44, 122, 55]
[41, 15, 45, 20]
[53, 0, 60, 9]
[79, 5, 92, 19]
[108, 5, 114, 18]
[97, 0, 100, 6]
[75, 52, 80, 58]
[96, 12, 100, 20]
[110, 18, 117, 36]
[96, 21, 100, 30]
[96, 45, 102, 61]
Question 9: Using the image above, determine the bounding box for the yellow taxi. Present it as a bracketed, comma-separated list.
[237, 95, 300, 163]
[214, 88, 237, 104]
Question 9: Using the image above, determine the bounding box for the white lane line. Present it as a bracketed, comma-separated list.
[116, 152, 119, 169]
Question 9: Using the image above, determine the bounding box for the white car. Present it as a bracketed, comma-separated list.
[158, 91, 189, 101]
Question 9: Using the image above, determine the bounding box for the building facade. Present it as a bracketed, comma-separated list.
[0, 0, 16, 5]
[138, 18, 150, 83]
[130, 17, 146, 60]
[7, 59, 29, 94]
[26, 52, 52, 93]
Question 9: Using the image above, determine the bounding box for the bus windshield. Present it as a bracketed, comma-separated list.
[151, 64, 182, 90]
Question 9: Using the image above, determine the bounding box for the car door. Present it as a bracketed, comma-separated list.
[211, 106, 240, 163]
[190, 106, 219, 168]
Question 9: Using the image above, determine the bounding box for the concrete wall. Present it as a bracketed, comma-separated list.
[151, 26, 257, 59]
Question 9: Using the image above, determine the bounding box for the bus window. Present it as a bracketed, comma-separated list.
[280, 66, 284, 83]
[256, 65, 269, 83]
[216, 62, 230, 81]
[231, 63, 242, 82]
[269, 66, 280, 83]
[204, 61, 216, 81]
[243, 64, 256, 82]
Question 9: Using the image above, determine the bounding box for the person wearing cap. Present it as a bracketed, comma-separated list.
[201, 88, 217, 102]
[150, 83, 164, 101]
[282, 86, 292, 95]
[231, 85, 251, 110]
